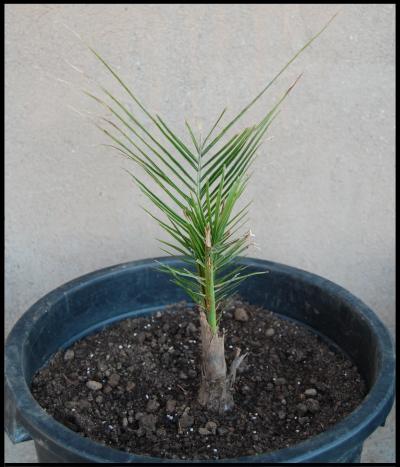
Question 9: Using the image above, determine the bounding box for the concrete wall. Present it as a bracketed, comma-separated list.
[4, 4, 395, 464]
[5, 4, 395, 334]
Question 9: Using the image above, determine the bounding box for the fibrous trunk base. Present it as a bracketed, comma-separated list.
[198, 311, 246, 413]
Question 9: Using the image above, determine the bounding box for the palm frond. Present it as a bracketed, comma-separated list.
[88, 13, 337, 333]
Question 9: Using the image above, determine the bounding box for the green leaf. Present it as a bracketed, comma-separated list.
[202, 107, 227, 148]
[89, 12, 337, 330]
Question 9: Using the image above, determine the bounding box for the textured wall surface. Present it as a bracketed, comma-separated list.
[5, 3, 395, 463]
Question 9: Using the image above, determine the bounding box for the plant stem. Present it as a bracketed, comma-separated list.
[204, 224, 217, 334]
[205, 258, 217, 334]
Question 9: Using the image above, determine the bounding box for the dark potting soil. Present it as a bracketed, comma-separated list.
[31, 297, 366, 460]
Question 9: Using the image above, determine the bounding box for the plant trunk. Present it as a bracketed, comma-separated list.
[197, 224, 246, 412]
[197, 311, 246, 413]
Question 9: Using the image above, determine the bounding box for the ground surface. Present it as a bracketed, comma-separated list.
[29, 298, 366, 461]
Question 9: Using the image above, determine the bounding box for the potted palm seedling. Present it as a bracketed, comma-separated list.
[5, 13, 394, 463]
[82, 20, 320, 415]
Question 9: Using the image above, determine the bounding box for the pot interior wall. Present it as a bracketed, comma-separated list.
[237, 268, 379, 389]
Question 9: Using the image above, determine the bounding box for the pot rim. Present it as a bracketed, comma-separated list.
[5, 256, 395, 463]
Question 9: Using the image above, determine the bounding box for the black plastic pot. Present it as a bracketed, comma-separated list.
[5, 257, 395, 463]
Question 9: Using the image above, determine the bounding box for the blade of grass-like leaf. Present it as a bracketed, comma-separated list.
[212, 165, 226, 235]
[226, 201, 252, 230]
[213, 235, 249, 267]
[156, 223, 192, 252]
[203, 75, 300, 200]
[200, 127, 254, 185]
[127, 171, 190, 230]
[213, 178, 245, 240]
[205, 181, 212, 226]
[207, 140, 260, 207]
[157, 262, 205, 285]
[202, 12, 338, 155]
[156, 115, 197, 164]
[215, 110, 278, 203]
[99, 87, 198, 179]
[223, 216, 251, 243]
[87, 90, 196, 192]
[102, 127, 190, 212]
[215, 265, 247, 282]
[89, 46, 184, 152]
[185, 120, 201, 154]
[187, 192, 207, 231]
[101, 119, 191, 203]
[144, 208, 193, 251]
[156, 263, 204, 303]
[202, 107, 227, 149]
[215, 271, 266, 302]
[202, 130, 246, 170]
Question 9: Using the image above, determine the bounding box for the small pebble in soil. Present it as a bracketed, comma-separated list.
[305, 399, 320, 413]
[234, 307, 249, 322]
[86, 380, 102, 391]
[97, 361, 107, 372]
[275, 377, 287, 385]
[278, 410, 286, 420]
[296, 403, 308, 415]
[304, 388, 318, 397]
[146, 398, 160, 413]
[126, 381, 136, 392]
[64, 350, 75, 361]
[205, 421, 218, 435]
[186, 322, 197, 334]
[108, 374, 120, 387]
[265, 328, 275, 337]
[298, 416, 309, 425]
[138, 413, 158, 433]
[166, 399, 177, 413]
[179, 407, 194, 432]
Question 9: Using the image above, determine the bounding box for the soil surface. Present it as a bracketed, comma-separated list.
[31, 297, 366, 460]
